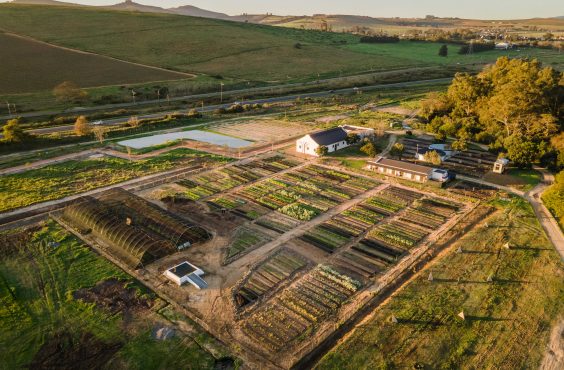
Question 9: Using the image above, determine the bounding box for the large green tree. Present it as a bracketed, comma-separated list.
[422, 57, 563, 168]
[2, 118, 28, 143]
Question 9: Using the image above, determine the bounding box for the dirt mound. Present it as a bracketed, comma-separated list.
[28, 331, 122, 369]
[0, 226, 41, 261]
[73, 278, 152, 314]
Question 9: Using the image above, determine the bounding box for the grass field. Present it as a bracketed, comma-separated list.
[0, 148, 229, 212]
[346, 41, 564, 70]
[317, 198, 564, 369]
[0, 4, 561, 95]
[0, 221, 217, 368]
[0, 33, 188, 94]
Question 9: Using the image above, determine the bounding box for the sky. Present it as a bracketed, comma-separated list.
[4, 0, 564, 19]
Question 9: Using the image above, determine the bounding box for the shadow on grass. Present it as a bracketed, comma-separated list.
[493, 278, 533, 284]
[465, 316, 511, 322]
[509, 246, 553, 251]
[396, 318, 444, 326]
[460, 250, 496, 255]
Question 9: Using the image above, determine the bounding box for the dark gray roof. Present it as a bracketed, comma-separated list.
[169, 262, 196, 278]
[370, 157, 433, 176]
[309, 127, 348, 145]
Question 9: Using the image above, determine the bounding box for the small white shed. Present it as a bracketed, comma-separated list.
[164, 261, 208, 289]
[493, 158, 509, 174]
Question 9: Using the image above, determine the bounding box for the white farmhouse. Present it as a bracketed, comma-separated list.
[296, 127, 349, 156]
[164, 261, 208, 289]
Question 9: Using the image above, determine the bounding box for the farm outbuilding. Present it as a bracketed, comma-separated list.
[296, 127, 349, 156]
[368, 157, 454, 183]
[296, 126, 375, 156]
[164, 261, 208, 289]
[493, 158, 509, 174]
[62, 188, 210, 268]
[367, 157, 433, 182]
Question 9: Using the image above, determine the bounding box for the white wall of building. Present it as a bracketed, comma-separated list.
[296, 136, 349, 157]
[296, 136, 319, 156]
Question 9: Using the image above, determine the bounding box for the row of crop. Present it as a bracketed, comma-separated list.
[340, 176, 380, 193]
[369, 229, 417, 249]
[400, 208, 446, 230]
[300, 225, 351, 253]
[241, 155, 300, 176]
[241, 265, 360, 352]
[378, 221, 428, 241]
[255, 213, 301, 234]
[363, 195, 405, 215]
[235, 250, 308, 308]
[207, 196, 244, 210]
[225, 226, 272, 262]
[380, 186, 423, 206]
[325, 218, 365, 238]
[175, 156, 300, 201]
[415, 198, 460, 217]
[342, 205, 386, 227]
[279, 203, 320, 221]
[353, 239, 403, 264]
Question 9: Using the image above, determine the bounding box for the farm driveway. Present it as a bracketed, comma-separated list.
[458, 171, 564, 260]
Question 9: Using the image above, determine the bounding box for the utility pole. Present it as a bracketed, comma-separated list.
[220, 82, 224, 103]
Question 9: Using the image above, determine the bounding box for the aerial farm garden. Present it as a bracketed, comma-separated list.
[140, 152, 474, 368]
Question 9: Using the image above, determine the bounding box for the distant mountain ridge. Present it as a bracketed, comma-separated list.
[10, 0, 230, 19]
[104, 1, 168, 14]
[8, 0, 564, 28]
[169, 5, 229, 19]
[11, 0, 79, 5]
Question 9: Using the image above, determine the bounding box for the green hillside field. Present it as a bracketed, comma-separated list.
[0, 3, 562, 94]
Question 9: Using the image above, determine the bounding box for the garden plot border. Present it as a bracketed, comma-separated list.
[231, 247, 312, 317]
[282, 200, 480, 368]
[229, 182, 472, 365]
[222, 225, 273, 265]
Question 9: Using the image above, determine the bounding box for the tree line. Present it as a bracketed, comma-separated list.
[420, 57, 563, 169]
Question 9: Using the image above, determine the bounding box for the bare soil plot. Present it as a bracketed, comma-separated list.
[0, 33, 187, 94]
[211, 119, 312, 143]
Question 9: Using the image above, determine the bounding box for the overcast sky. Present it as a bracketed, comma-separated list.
[4, 0, 564, 19]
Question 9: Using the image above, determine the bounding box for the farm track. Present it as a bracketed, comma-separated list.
[458, 171, 564, 260]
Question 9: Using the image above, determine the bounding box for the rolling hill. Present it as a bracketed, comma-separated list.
[0, 3, 561, 95]
[9, 1, 564, 35]
[104, 0, 168, 14]
[169, 5, 230, 19]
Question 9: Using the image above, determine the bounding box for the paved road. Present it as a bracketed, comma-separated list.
[458, 172, 564, 260]
[0, 78, 451, 138]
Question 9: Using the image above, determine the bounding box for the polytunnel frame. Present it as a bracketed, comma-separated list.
[62, 197, 173, 268]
